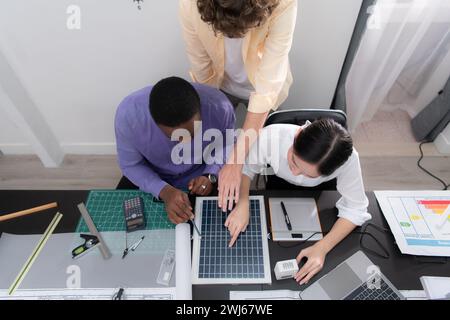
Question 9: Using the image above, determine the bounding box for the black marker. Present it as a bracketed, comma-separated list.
[280, 201, 292, 231]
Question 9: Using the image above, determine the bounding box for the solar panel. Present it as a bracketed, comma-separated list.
[191, 196, 271, 284]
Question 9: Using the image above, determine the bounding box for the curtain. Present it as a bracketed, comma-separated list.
[345, 0, 450, 132]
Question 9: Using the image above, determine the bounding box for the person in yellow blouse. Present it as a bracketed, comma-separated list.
[179, 0, 297, 211]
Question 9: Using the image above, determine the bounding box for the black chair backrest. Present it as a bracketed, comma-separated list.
[265, 109, 348, 129]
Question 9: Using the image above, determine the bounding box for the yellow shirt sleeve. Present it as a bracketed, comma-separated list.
[248, 0, 297, 113]
[178, 0, 217, 86]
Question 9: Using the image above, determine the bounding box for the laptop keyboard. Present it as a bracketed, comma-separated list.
[344, 278, 402, 300]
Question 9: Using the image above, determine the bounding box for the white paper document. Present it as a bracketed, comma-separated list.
[374, 190, 450, 256]
[399, 290, 428, 300]
[420, 276, 450, 300]
[0, 287, 176, 300]
[230, 290, 300, 300]
[0, 224, 192, 300]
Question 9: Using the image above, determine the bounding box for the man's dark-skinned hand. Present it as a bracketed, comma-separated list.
[159, 185, 193, 224]
[188, 176, 213, 196]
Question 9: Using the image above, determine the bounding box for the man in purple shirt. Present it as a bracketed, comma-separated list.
[115, 77, 235, 224]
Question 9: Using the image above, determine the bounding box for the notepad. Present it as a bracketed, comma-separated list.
[268, 198, 323, 241]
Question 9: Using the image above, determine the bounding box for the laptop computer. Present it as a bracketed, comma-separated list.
[300, 251, 405, 300]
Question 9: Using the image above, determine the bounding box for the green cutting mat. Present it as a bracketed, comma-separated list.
[76, 190, 175, 233]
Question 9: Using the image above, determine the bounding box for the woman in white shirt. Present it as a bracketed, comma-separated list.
[225, 119, 372, 285]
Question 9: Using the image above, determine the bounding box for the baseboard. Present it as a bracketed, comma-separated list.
[2, 141, 446, 157]
[0, 143, 117, 155]
[61, 143, 117, 155]
[434, 132, 450, 155]
[0, 143, 34, 154]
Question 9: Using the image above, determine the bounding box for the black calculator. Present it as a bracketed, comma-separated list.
[123, 197, 146, 232]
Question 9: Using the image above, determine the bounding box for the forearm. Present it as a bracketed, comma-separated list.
[228, 111, 269, 165]
[159, 184, 175, 201]
[239, 175, 252, 202]
[318, 218, 357, 253]
[120, 162, 167, 197]
[116, 126, 168, 197]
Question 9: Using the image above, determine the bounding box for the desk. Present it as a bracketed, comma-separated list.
[1, 190, 449, 300]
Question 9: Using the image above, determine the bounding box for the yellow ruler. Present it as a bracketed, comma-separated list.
[8, 212, 63, 295]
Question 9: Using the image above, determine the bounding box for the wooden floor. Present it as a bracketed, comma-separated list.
[0, 155, 122, 190]
[352, 110, 443, 157]
[1, 110, 448, 191]
[0, 154, 449, 191]
[359, 156, 449, 190]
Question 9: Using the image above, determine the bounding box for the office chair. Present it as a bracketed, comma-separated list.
[256, 109, 348, 191]
[265, 108, 347, 128]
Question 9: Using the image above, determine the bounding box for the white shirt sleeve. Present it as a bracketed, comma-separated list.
[242, 127, 271, 180]
[335, 150, 372, 226]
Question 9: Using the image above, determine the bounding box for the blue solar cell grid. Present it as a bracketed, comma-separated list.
[198, 199, 265, 279]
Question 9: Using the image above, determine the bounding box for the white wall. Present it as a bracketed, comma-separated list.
[0, 0, 361, 156]
[0, 116, 28, 153]
[0, 0, 190, 155]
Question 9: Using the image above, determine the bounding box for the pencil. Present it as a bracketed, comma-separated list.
[0, 202, 58, 222]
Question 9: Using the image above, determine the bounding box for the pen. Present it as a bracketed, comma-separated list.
[280, 201, 292, 231]
[130, 236, 145, 251]
[189, 218, 202, 238]
[122, 236, 145, 259]
[187, 190, 202, 237]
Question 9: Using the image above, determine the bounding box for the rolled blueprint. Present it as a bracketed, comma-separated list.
[175, 223, 192, 300]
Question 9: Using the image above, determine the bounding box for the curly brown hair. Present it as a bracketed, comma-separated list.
[197, 0, 280, 38]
